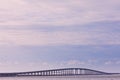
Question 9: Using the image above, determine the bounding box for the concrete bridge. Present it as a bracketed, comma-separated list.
[0, 68, 117, 77]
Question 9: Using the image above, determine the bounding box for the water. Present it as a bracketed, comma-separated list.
[0, 76, 120, 80]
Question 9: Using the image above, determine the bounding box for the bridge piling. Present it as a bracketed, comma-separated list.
[0, 68, 111, 77]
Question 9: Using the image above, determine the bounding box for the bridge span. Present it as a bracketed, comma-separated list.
[0, 68, 117, 77]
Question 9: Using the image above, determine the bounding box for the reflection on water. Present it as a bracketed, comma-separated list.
[0, 76, 120, 80]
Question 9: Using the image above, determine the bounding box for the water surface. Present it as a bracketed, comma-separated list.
[0, 76, 120, 80]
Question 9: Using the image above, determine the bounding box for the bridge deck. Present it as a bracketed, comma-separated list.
[0, 68, 117, 77]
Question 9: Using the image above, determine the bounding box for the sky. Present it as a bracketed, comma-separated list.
[0, 0, 120, 73]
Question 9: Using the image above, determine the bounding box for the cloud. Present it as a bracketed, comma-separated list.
[104, 61, 113, 65]
[65, 60, 86, 66]
[0, 0, 120, 26]
[0, 29, 120, 46]
[0, 30, 86, 46]
[104, 60, 120, 65]
[0, 61, 54, 72]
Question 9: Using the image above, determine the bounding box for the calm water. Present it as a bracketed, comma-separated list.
[0, 76, 120, 80]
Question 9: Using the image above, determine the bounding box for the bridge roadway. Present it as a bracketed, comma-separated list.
[0, 68, 114, 77]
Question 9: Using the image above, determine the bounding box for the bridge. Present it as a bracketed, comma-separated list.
[0, 68, 117, 77]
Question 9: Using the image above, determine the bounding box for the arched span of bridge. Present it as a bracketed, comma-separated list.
[16, 68, 109, 76]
